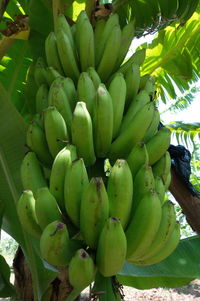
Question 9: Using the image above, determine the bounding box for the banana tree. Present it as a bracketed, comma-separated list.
[0, 0, 200, 300]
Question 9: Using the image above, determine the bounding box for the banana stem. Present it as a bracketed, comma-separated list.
[64, 287, 82, 301]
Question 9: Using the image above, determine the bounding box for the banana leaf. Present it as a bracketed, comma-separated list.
[0, 255, 16, 298]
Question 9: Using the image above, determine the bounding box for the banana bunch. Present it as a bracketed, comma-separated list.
[18, 10, 182, 295]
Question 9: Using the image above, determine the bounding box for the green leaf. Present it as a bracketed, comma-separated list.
[0, 200, 5, 232]
[117, 235, 200, 289]
[0, 255, 16, 297]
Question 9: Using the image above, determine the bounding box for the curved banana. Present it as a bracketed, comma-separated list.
[93, 84, 113, 158]
[118, 48, 146, 75]
[45, 31, 64, 75]
[35, 83, 49, 113]
[107, 159, 133, 229]
[21, 152, 47, 198]
[146, 127, 171, 165]
[127, 142, 149, 179]
[26, 120, 53, 166]
[126, 190, 162, 261]
[143, 108, 160, 143]
[97, 24, 121, 82]
[61, 77, 78, 111]
[77, 72, 96, 116]
[109, 102, 154, 161]
[71, 102, 96, 166]
[49, 146, 76, 212]
[108, 72, 126, 139]
[17, 190, 41, 238]
[152, 151, 171, 185]
[154, 176, 166, 204]
[64, 158, 89, 228]
[144, 76, 156, 97]
[69, 249, 95, 289]
[44, 106, 68, 158]
[124, 63, 140, 109]
[80, 177, 109, 249]
[96, 217, 127, 277]
[87, 66, 101, 89]
[34, 57, 47, 87]
[35, 187, 63, 230]
[45, 67, 61, 86]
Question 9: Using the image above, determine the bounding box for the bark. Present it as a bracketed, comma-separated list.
[170, 167, 200, 235]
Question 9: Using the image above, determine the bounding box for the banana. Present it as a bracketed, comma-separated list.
[97, 24, 121, 82]
[26, 120, 53, 166]
[139, 74, 150, 90]
[44, 106, 69, 158]
[40, 220, 81, 266]
[144, 76, 156, 97]
[93, 84, 113, 158]
[17, 190, 41, 238]
[35, 84, 49, 113]
[56, 28, 80, 82]
[77, 72, 96, 116]
[134, 200, 176, 261]
[127, 142, 149, 179]
[124, 63, 140, 109]
[48, 77, 73, 131]
[146, 127, 171, 165]
[117, 48, 146, 75]
[143, 108, 160, 143]
[126, 190, 162, 261]
[80, 177, 109, 249]
[119, 89, 150, 134]
[132, 222, 180, 266]
[75, 11, 95, 71]
[49, 146, 77, 212]
[95, 14, 119, 67]
[87, 66, 101, 89]
[109, 102, 154, 161]
[107, 159, 133, 229]
[68, 249, 95, 289]
[34, 57, 47, 87]
[45, 67, 61, 86]
[64, 158, 89, 228]
[21, 151, 47, 198]
[164, 171, 171, 191]
[152, 151, 171, 185]
[61, 77, 78, 111]
[154, 176, 166, 204]
[45, 31, 64, 75]
[71, 102, 96, 166]
[108, 73, 126, 139]
[35, 187, 63, 230]
[96, 217, 127, 277]
[114, 21, 135, 70]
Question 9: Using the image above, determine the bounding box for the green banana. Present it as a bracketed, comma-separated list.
[80, 177, 109, 249]
[108, 73, 126, 139]
[64, 158, 89, 228]
[48, 77, 73, 131]
[126, 190, 162, 261]
[144, 76, 156, 97]
[117, 48, 146, 75]
[164, 171, 171, 191]
[56, 28, 80, 82]
[71, 102, 96, 166]
[61, 77, 78, 111]
[45, 67, 61, 86]
[132, 222, 180, 266]
[152, 151, 171, 184]
[96, 217, 127, 277]
[34, 57, 47, 87]
[94, 18, 106, 63]
[143, 108, 160, 143]
[75, 11, 95, 71]
[95, 14, 119, 67]
[107, 159, 133, 229]
[124, 63, 140, 109]
[114, 20, 135, 70]
[97, 24, 121, 82]
[146, 127, 171, 165]
[49, 146, 77, 212]
[17, 190, 41, 238]
[68, 249, 95, 289]
[77, 72, 96, 116]
[139, 74, 150, 90]
[93, 84, 113, 158]
[26, 120, 53, 166]
[45, 31, 64, 75]
[40, 220, 80, 266]
[44, 106, 68, 158]
[109, 102, 154, 161]
[35, 83, 49, 113]
[154, 176, 166, 204]
[127, 142, 149, 179]
[35, 187, 63, 230]
[119, 89, 150, 134]
[21, 152, 47, 198]
[87, 66, 101, 89]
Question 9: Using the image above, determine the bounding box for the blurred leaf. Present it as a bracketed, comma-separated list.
[118, 235, 200, 289]
[0, 255, 16, 297]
